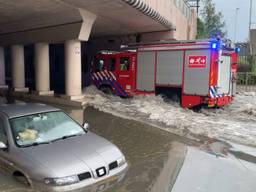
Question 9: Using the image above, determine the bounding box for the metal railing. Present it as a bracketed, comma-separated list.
[237, 72, 256, 92]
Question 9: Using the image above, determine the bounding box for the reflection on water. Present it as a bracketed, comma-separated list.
[0, 172, 36, 192]
[0, 106, 189, 192]
[84, 107, 189, 192]
[65, 108, 86, 125]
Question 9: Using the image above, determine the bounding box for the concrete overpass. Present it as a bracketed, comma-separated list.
[0, 0, 197, 104]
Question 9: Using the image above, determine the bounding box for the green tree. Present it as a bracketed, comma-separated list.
[196, 18, 206, 39]
[197, 0, 226, 39]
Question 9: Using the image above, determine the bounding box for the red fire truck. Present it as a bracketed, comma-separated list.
[91, 39, 238, 108]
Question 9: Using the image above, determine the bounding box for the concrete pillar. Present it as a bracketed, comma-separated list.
[64, 39, 83, 100]
[11, 45, 28, 92]
[0, 47, 8, 89]
[34, 43, 54, 95]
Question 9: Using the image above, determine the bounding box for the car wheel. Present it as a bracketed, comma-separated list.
[13, 171, 30, 186]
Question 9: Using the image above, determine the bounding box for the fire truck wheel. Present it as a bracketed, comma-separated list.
[100, 86, 114, 95]
[171, 94, 181, 103]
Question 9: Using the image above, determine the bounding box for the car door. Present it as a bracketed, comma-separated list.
[0, 115, 15, 175]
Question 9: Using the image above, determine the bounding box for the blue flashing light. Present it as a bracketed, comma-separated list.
[211, 42, 218, 50]
[235, 47, 241, 53]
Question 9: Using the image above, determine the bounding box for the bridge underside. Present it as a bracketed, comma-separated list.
[0, 0, 174, 45]
[0, 0, 194, 105]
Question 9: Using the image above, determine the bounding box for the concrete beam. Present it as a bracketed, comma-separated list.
[0, 9, 96, 46]
[121, 0, 175, 30]
[0, 22, 82, 46]
[78, 9, 97, 41]
[140, 31, 175, 42]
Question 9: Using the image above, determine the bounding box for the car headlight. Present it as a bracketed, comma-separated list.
[44, 175, 79, 186]
[117, 156, 126, 167]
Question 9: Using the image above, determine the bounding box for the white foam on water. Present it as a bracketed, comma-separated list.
[84, 86, 256, 146]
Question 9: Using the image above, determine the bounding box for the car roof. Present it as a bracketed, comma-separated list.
[0, 103, 60, 119]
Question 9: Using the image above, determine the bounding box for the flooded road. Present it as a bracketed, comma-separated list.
[83, 86, 256, 146]
[0, 173, 34, 192]
[83, 107, 191, 192]
[0, 105, 193, 192]
[0, 101, 255, 192]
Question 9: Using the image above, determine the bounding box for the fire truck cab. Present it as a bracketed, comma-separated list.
[91, 39, 238, 108]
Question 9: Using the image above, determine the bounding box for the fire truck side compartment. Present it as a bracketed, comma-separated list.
[217, 55, 231, 95]
[136, 51, 155, 91]
[184, 50, 211, 96]
[156, 50, 183, 86]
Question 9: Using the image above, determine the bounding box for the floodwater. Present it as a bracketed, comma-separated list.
[83, 107, 191, 192]
[0, 105, 193, 192]
[0, 98, 255, 192]
[83, 86, 256, 146]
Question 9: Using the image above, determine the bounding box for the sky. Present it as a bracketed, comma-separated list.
[203, 0, 256, 42]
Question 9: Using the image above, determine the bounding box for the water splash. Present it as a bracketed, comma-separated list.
[83, 86, 256, 146]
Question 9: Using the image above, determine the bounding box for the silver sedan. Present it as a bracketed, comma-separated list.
[0, 103, 128, 192]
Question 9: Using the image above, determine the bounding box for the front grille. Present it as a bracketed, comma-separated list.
[109, 161, 118, 170]
[78, 172, 91, 181]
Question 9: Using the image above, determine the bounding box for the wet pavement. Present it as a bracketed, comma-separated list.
[0, 105, 193, 192]
[83, 107, 191, 192]
[0, 172, 35, 192]
[0, 103, 255, 192]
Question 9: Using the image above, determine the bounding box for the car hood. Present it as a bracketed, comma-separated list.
[20, 132, 123, 178]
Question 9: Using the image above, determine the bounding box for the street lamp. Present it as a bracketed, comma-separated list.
[234, 8, 239, 43]
[249, 0, 253, 54]
[249, 0, 253, 34]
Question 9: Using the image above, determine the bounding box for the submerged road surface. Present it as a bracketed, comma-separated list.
[83, 86, 256, 146]
[83, 107, 191, 192]
[0, 105, 191, 192]
[0, 104, 255, 192]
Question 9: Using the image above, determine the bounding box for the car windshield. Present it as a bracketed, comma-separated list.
[9, 111, 85, 147]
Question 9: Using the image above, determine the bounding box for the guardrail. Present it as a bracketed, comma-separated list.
[237, 72, 256, 92]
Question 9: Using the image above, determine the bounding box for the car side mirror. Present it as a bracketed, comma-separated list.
[83, 122, 90, 132]
[0, 142, 7, 149]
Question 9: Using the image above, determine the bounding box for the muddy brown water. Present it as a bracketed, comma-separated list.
[0, 106, 196, 192]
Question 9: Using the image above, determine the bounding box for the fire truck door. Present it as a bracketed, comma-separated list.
[217, 55, 231, 95]
[136, 51, 155, 92]
[117, 56, 133, 94]
[184, 50, 211, 96]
